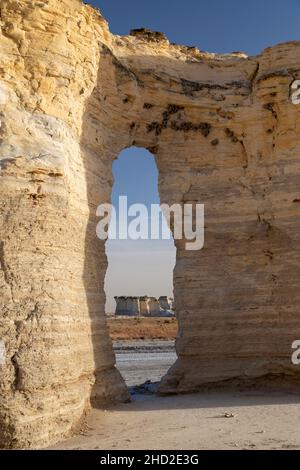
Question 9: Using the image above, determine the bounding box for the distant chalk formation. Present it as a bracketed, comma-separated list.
[114, 296, 175, 317]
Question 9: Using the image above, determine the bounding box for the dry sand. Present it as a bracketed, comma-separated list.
[49, 339, 300, 450]
[50, 389, 300, 450]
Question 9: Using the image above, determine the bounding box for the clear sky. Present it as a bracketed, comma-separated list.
[91, 0, 300, 56]
[87, 0, 300, 312]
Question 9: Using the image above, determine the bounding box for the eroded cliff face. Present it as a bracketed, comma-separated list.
[1, 0, 300, 449]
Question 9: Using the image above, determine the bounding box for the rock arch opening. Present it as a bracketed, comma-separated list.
[104, 146, 177, 390]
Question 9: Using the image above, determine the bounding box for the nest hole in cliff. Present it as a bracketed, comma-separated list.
[104, 146, 178, 393]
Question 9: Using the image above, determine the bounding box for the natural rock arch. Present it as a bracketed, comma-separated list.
[1, 0, 300, 449]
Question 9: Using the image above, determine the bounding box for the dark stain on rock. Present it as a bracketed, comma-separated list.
[171, 121, 211, 137]
[130, 28, 168, 42]
[257, 69, 291, 84]
[263, 102, 278, 120]
[199, 122, 211, 137]
[147, 145, 159, 154]
[226, 80, 250, 89]
[147, 121, 163, 135]
[264, 250, 274, 261]
[167, 104, 185, 114]
[181, 78, 227, 96]
[146, 103, 211, 136]
[146, 104, 185, 135]
[28, 193, 46, 205]
[225, 128, 239, 143]
[48, 171, 64, 178]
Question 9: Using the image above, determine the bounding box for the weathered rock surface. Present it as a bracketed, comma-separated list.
[1, 0, 300, 448]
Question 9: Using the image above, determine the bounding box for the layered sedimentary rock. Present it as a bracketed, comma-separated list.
[114, 296, 140, 316]
[139, 297, 149, 316]
[114, 296, 174, 316]
[148, 297, 163, 316]
[114, 297, 128, 315]
[159, 296, 172, 311]
[1, 0, 300, 449]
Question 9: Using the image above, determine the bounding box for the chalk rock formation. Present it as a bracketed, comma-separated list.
[114, 296, 128, 315]
[159, 296, 172, 311]
[168, 298, 174, 311]
[1, 0, 300, 449]
[114, 296, 140, 316]
[148, 297, 163, 316]
[114, 296, 174, 316]
[139, 296, 150, 316]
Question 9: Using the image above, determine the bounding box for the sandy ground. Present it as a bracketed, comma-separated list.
[49, 340, 300, 450]
[51, 390, 300, 450]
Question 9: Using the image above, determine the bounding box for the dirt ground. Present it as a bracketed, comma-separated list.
[107, 316, 178, 341]
[50, 389, 300, 450]
[49, 330, 300, 451]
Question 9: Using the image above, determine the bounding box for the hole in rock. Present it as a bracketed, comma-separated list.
[104, 147, 177, 394]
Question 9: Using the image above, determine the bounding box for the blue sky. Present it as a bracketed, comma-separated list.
[88, 0, 300, 311]
[92, 0, 300, 56]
